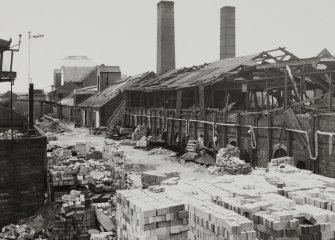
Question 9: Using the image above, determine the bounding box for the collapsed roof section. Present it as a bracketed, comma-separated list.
[128, 47, 299, 91]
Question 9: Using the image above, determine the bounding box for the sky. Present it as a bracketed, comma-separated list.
[1, 0, 335, 93]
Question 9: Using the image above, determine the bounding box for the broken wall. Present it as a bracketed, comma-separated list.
[0, 135, 47, 227]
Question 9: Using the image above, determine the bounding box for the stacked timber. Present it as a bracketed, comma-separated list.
[216, 147, 251, 174]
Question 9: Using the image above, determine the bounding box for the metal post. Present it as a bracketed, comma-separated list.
[28, 83, 34, 135]
[10, 51, 14, 140]
[28, 31, 31, 86]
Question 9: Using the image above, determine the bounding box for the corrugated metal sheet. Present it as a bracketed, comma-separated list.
[78, 71, 156, 108]
[129, 53, 260, 91]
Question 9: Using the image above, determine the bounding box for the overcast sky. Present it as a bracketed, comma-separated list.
[1, 0, 335, 93]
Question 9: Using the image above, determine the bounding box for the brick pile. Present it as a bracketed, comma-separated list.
[215, 147, 251, 174]
[53, 190, 95, 240]
[116, 187, 190, 240]
[117, 161, 335, 240]
[188, 201, 256, 240]
[76, 142, 88, 158]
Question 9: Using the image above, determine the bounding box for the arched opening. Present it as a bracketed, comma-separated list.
[229, 141, 237, 147]
[273, 148, 287, 159]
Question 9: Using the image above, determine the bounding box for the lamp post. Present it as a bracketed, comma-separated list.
[28, 31, 44, 135]
[28, 31, 44, 84]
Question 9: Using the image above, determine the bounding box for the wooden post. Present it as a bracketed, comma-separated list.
[251, 115, 258, 167]
[176, 90, 182, 117]
[199, 85, 205, 120]
[329, 72, 333, 112]
[210, 86, 215, 108]
[222, 112, 227, 147]
[236, 113, 241, 149]
[266, 79, 273, 162]
[284, 70, 288, 110]
[287, 131, 292, 157]
[300, 66, 305, 112]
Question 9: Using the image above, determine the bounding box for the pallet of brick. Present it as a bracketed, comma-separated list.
[187, 201, 256, 240]
[141, 171, 180, 189]
[116, 187, 189, 240]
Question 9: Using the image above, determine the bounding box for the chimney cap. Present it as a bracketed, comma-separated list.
[157, 1, 174, 6]
[220, 6, 235, 10]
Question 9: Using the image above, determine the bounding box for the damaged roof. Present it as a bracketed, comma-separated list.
[128, 48, 299, 91]
[79, 71, 156, 108]
[129, 53, 263, 91]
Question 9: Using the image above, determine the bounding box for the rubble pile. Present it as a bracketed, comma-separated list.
[131, 125, 147, 141]
[0, 224, 49, 240]
[0, 129, 24, 139]
[52, 190, 94, 240]
[75, 142, 88, 158]
[135, 136, 147, 148]
[141, 171, 180, 189]
[36, 115, 71, 134]
[215, 146, 252, 174]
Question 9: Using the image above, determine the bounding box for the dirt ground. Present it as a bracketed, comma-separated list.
[55, 125, 214, 187]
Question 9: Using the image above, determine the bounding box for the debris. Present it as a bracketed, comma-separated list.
[215, 146, 252, 174]
[131, 125, 147, 141]
[141, 171, 180, 188]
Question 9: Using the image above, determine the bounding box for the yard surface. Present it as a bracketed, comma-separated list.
[55, 125, 214, 187]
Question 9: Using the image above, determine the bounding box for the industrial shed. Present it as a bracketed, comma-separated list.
[124, 48, 335, 178]
[79, 71, 156, 128]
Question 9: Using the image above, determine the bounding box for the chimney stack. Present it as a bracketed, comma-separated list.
[220, 6, 235, 59]
[157, 1, 175, 74]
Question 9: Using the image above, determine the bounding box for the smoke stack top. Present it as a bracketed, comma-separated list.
[157, 0, 175, 74]
[220, 6, 236, 59]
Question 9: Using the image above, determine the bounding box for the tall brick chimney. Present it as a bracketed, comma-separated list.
[157, 1, 175, 74]
[220, 6, 235, 59]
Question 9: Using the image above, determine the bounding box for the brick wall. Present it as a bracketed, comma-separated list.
[125, 108, 335, 178]
[0, 135, 47, 227]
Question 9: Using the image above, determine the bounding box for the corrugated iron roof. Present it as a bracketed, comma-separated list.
[129, 53, 260, 91]
[78, 71, 156, 108]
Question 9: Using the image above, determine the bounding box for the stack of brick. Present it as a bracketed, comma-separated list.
[49, 164, 93, 186]
[116, 187, 189, 240]
[187, 201, 256, 240]
[141, 171, 180, 189]
[52, 148, 72, 161]
[76, 142, 88, 158]
[53, 190, 93, 240]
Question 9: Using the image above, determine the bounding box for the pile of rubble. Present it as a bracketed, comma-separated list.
[131, 125, 147, 141]
[214, 146, 252, 174]
[141, 171, 180, 188]
[36, 115, 71, 134]
[52, 190, 94, 240]
[0, 129, 24, 139]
